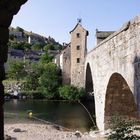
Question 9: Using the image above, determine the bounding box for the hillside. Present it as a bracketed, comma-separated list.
[9, 26, 62, 51]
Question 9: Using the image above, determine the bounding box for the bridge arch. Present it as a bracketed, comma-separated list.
[85, 63, 94, 95]
[85, 63, 96, 126]
[104, 72, 138, 127]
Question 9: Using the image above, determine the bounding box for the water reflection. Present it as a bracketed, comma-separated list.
[4, 100, 94, 132]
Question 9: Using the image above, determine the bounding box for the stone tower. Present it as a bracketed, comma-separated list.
[70, 20, 88, 87]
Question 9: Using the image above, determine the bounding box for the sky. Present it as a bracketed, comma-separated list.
[11, 0, 140, 51]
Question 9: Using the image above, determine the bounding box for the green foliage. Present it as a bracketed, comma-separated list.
[38, 63, 61, 99]
[8, 42, 31, 50]
[22, 43, 31, 51]
[31, 91, 45, 99]
[59, 85, 85, 100]
[45, 36, 62, 51]
[39, 53, 53, 64]
[43, 43, 62, 52]
[55, 44, 62, 51]
[7, 27, 65, 100]
[7, 60, 27, 80]
[31, 43, 43, 51]
[6, 57, 86, 101]
[47, 36, 56, 44]
[44, 44, 55, 51]
[108, 116, 140, 140]
[7, 60, 62, 99]
[24, 63, 43, 91]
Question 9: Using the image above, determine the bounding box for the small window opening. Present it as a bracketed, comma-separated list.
[77, 58, 80, 63]
[76, 33, 80, 38]
[77, 45, 80, 50]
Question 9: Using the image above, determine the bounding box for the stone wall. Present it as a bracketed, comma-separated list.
[0, 0, 27, 138]
[70, 23, 88, 88]
[61, 44, 71, 84]
[85, 14, 140, 130]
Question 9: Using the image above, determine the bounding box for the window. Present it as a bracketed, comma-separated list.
[76, 33, 80, 38]
[77, 58, 80, 63]
[76, 45, 80, 50]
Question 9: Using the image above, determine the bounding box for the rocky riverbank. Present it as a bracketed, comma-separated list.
[4, 123, 107, 140]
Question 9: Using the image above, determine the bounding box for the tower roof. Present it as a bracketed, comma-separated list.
[69, 23, 88, 36]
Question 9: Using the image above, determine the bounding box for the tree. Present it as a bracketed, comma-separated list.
[59, 85, 85, 100]
[22, 43, 31, 51]
[7, 60, 26, 80]
[31, 43, 43, 51]
[55, 44, 62, 51]
[47, 36, 56, 44]
[46, 36, 63, 51]
[24, 63, 43, 91]
[43, 44, 55, 51]
[38, 63, 61, 99]
[8, 42, 31, 51]
[39, 53, 53, 64]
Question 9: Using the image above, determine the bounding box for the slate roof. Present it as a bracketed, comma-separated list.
[96, 29, 115, 39]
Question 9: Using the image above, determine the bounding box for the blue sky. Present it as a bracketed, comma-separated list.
[11, 0, 140, 51]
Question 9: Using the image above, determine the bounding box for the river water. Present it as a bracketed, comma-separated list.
[4, 100, 95, 132]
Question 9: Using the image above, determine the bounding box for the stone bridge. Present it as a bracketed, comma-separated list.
[84, 15, 140, 130]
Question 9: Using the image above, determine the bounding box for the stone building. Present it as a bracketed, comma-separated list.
[70, 21, 88, 87]
[95, 29, 114, 45]
[61, 43, 71, 84]
[55, 21, 88, 87]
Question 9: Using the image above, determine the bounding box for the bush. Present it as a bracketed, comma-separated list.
[32, 91, 45, 99]
[19, 91, 45, 99]
[58, 85, 85, 100]
[37, 87, 58, 99]
[108, 116, 140, 140]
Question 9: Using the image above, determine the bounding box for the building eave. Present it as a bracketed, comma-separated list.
[69, 23, 79, 33]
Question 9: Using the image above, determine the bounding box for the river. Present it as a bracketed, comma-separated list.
[4, 99, 95, 132]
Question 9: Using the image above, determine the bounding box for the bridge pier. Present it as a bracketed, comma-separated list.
[94, 91, 106, 131]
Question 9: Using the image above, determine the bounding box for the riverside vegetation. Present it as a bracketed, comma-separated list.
[5, 30, 85, 100]
[5, 60, 85, 100]
[107, 116, 140, 140]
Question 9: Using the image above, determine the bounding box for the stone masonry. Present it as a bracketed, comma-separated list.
[70, 22, 88, 88]
[85, 15, 140, 130]
[61, 44, 71, 84]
